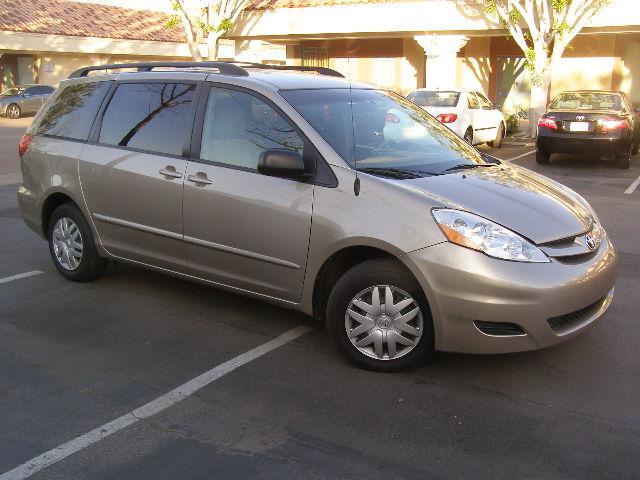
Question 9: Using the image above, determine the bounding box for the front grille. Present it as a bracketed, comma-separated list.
[553, 251, 598, 265]
[474, 321, 526, 336]
[541, 236, 576, 247]
[547, 297, 605, 332]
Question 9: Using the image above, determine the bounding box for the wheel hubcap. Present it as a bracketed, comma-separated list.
[52, 217, 83, 270]
[8, 106, 18, 117]
[345, 285, 423, 360]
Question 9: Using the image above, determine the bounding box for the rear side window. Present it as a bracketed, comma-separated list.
[467, 92, 480, 109]
[98, 82, 196, 156]
[37, 81, 111, 140]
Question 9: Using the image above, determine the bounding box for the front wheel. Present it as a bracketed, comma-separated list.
[326, 259, 434, 372]
[48, 203, 107, 282]
[6, 104, 21, 119]
[488, 123, 505, 148]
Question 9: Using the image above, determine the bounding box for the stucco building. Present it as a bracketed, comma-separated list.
[2, 0, 640, 115]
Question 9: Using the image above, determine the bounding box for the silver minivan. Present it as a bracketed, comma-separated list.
[17, 62, 617, 371]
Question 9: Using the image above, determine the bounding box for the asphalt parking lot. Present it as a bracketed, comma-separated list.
[1, 115, 639, 479]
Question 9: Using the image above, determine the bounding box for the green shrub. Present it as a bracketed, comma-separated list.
[505, 114, 519, 135]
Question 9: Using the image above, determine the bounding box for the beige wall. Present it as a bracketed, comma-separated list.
[457, 37, 491, 95]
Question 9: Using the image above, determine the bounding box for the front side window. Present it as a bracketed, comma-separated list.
[99, 83, 196, 156]
[1, 88, 22, 97]
[200, 88, 304, 170]
[281, 88, 485, 176]
[37, 81, 112, 140]
[408, 91, 460, 108]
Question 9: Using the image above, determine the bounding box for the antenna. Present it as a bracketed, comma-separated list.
[347, 56, 360, 196]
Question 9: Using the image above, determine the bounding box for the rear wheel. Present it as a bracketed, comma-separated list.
[326, 258, 434, 372]
[536, 149, 550, 164]
[48, 203, 107, 282]
[617, 146, 632, 169]
[488, 123, 505, 148]
[632, 139, 639, 156]
[6, 104, 21, 119]
[463, 128, 473, 145]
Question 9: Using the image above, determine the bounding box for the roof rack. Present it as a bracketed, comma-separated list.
[68, 62, 249, 79]
[68, 61, 344, 79]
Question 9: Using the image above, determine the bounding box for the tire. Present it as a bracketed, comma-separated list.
[536, 149, 550, 164]
[463, 128, 474, 145]
[47, 203, 107, 282]
[632, 139, 639, 156]
[6, 104, 21, 119]
[326, 258, 434, 372]
[617, 147, 631, 169]
[488, 123, 505, 148]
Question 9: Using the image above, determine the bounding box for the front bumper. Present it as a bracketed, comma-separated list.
[404, 237, 617, 354]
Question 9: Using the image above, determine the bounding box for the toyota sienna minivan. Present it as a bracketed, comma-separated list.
[17, 62, 617, 371]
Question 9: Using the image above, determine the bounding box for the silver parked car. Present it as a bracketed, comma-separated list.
[17, 62, 617, 371]
[0, 85, 55, 118]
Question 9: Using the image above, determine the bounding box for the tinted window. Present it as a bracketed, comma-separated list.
[282, 88, 485, 174]
[24, 87, 38, 95]
[33, 86, 54, 95]
[38, 81, 112, 140]
[200, 88, 304, 170]
[467, 92, 480, 109]
[549, 92, 622, 111]
[408, 91, 460, 108]
[99, 83, 196, 156]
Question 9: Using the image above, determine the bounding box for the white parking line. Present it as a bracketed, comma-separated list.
[505, 149, 537, 162]
[0, 324, 313, 480]
[0, 271, 43, 285]
[624, 174, 640, 195]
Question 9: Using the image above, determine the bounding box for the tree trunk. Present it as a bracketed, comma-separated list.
[528, 64, 552, 137]
[207, 33, 222, 61]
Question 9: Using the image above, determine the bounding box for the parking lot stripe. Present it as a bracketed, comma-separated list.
[624, 174, 640, 195]
[0, 324, 313, 480]
[505, 149, 537, 162]
[0, 271, 43, 285]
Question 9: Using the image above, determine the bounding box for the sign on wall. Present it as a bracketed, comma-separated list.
[43, 62, 55, 73]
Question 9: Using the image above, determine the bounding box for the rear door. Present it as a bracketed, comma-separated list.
[21, 87, 42, 114]
[182, 85, 314, 302]
[80, 81, 198, 271]
[473, 92, 500, 142]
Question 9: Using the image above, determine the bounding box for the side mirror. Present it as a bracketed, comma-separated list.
[258, 149, 308, 179]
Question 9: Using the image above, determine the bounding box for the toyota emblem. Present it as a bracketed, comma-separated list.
[585, 234, 596, 251]
[576, 115, 585, 121]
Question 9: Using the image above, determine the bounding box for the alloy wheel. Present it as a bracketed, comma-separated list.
[7, 105, 20, 118]
[52, 217, 84, 270]
[344, 285, 423, 360]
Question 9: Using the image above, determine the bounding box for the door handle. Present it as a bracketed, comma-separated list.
[186, 173, 213, 185]
[159, 166, 182, 179]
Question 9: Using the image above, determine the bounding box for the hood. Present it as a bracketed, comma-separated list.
[402, 163, 592, 244]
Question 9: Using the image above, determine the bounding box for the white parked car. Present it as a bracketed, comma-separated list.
[406, 88, 506, 148]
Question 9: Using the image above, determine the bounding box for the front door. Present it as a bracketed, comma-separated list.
[80, 81, 198, 270]
[183, 86, 313, 302]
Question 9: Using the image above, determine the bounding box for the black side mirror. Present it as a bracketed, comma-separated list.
[258, 149, 308, 178]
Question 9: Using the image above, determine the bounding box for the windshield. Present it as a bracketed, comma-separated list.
[549, 92, 622, 111]
[1, 88, 22, 97]
[281, 88, 485, 176]
[407, 90, 460, 108]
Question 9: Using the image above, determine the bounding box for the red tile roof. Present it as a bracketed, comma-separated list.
[0, 0, 186, 43]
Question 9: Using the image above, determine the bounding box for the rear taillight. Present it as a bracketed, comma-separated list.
[18, 134, 33, 157]
[600, 118, 627, 133]
[538, 117, 558, 130]
[385, 112, 400, 123]
[436, 113, 458, 124]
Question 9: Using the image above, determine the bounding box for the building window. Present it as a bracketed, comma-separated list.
[301, 48, 329, 68]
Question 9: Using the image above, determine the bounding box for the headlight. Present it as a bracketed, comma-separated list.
[432, 209, 549, 263]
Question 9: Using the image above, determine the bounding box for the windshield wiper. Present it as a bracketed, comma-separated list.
[359, 167, 430, 180]
[443, 163, 495, 173]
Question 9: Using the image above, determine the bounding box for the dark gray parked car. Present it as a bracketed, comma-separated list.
[0, 85, 55, 118]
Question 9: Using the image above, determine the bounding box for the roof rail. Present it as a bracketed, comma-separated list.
[228, 62, 344, 78]
[68, 61, 345, 80]
[68, 61, 249, 79]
